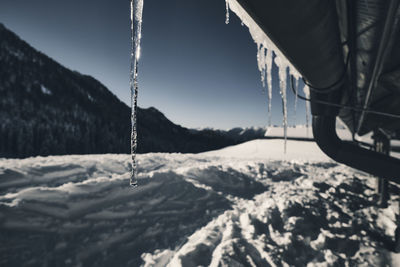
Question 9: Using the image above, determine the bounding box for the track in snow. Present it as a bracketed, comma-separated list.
[0, 140, 399, 266]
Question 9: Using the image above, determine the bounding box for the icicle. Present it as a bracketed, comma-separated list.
[130, 0, 144, 187]
[293, 77, 299, 125]
[266, 49, 273, 126]
[304, 85, 311, 138]
[226, 0, 301, 79]
[226, 0, 303, 152]
[256, 44, 266, 88]
[261, 48, 267, 90]
[225, 0, 230, 24]
[256, 45, 273, 124]
[275, 57, 288, 154]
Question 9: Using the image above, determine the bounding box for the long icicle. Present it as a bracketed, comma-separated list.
[294, 77, 299, 125]
[130, 0, 144, 187]
[280, 68, 288, 154]
[304, 85, 311, 138]
[266, 49, 273, 126]
[275, 57, 288, 154]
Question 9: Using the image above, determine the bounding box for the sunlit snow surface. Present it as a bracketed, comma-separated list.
[1, 140, 400, 266]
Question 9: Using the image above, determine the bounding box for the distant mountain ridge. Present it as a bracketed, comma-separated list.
[0, 23, 266, 158]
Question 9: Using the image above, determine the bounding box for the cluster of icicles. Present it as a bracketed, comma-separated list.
[129, 0, 313, 185]
[225, 0, 311, 152]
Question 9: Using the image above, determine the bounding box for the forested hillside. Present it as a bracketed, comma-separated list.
[0, 23, 265, 158]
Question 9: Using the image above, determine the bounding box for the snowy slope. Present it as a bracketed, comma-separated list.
[1, 140, 400, 266]
[201, 139, 331, 161]
[265, 125, 356, 141]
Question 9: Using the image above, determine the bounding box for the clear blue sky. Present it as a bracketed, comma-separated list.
[0, 0, 308, 129]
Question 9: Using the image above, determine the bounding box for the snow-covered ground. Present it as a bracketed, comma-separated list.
[1, 140, 400, 266]
[265, 125, 362, 142]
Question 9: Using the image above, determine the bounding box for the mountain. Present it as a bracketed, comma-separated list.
[136, 108, 266, 153]
[0, 23, 266, 158]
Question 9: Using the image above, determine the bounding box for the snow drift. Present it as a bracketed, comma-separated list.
[1, 139, 399, 266]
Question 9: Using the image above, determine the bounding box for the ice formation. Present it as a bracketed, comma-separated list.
[294, 78, 299, 125]
[304, 85, 311, 137]
[257, 44, 267, 88]
[130, 0, 144, 187]
[275, 57, 289, 153]
[266, 49, 273, 126]
[225, 0, 230, 24]
[226, 0, 302, 152]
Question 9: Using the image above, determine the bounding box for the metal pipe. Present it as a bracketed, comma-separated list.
[236, 0, 400, 182]
[313, 116, 400, 184]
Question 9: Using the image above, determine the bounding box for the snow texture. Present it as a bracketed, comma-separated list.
[130, 0, 144, 186]
[1, 139, 400, 266]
